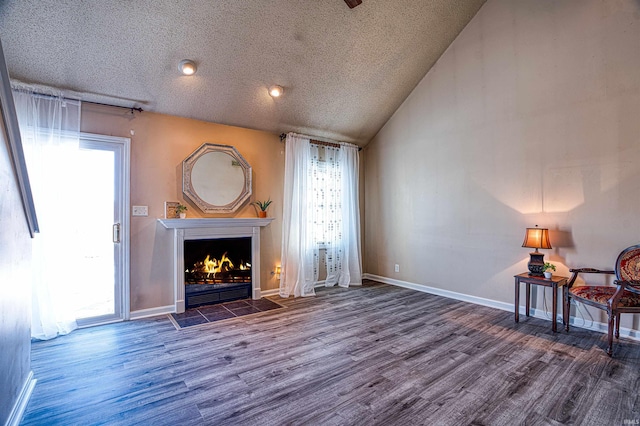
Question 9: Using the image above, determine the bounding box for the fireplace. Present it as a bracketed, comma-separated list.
[184, 237, 252, 308]
[159, 217, 273, 313]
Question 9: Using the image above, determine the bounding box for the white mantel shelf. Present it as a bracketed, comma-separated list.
[158, 217, 274, 313]
[158, 217, 274, 229]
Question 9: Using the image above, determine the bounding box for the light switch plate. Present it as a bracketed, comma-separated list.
[132, 206, 148, 216]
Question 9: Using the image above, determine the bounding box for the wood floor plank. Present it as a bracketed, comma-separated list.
[21, 280, 640, 425]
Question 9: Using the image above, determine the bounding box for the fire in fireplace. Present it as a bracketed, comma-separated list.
[185, 252, 251, 284]
[184, 237, 252, 308]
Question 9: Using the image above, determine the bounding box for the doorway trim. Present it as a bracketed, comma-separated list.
[76, 132, 130, 326]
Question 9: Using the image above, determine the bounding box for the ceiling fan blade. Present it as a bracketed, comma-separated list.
[344, 0, 362, 8]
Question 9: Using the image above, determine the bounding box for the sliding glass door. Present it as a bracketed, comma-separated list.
[70, 134, 129, 326]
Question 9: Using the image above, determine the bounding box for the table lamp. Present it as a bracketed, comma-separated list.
[522, 225, 552, 276]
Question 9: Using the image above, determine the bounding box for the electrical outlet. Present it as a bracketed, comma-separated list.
[394, 264, 400, 273]
[132, 206, 148, 216]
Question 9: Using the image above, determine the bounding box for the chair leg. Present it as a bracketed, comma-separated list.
[615, 313, 621, 339]
[607, 311, 615, 356]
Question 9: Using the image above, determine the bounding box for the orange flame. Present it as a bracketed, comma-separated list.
[201, 252, 235, 276]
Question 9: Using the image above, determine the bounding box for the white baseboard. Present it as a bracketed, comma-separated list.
[363, 273, 640, 342]
[7, 370, 36, 426]
[363, 273, 514, 312]
[129, 305, 174, 320]
[260, 288, 280, 297]
[260, 281, 328, 298]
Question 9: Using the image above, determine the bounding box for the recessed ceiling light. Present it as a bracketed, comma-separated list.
[269, 85, 284, 97]
[179, 59, 197, 76]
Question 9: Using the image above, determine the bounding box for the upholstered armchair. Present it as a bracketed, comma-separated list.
[564, 245, 640, 356]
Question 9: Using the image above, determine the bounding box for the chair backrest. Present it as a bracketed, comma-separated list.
[615, 244, 640, 281]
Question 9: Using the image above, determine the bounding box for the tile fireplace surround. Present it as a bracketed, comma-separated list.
[158, 218, 274, 313]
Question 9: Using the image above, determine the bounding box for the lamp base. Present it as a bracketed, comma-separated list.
[528, 252, 545, 276]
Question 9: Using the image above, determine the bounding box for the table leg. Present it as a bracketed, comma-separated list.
[562, 285, 566, 326]
[526, 283, 530, 317]
[564, 285, 570, 331]
[514, 278, 519, 323]
[552, 283, 558, 332]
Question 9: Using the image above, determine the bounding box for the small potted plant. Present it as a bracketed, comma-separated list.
[543, 262, 556, 279]
[253, 198, 272, 218]
[176, 204, 188, 219]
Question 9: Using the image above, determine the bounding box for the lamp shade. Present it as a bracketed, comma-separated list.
[522, 227, 552, 250]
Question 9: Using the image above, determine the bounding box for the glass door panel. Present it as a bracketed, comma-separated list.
[69, 147, 115, 319]
[72, 135, 128, 327]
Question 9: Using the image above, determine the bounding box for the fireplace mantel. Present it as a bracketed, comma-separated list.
[158, 217, 274, 229]
[158, 217, 274, 313]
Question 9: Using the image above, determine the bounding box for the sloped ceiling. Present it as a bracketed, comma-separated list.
[0, 0, 485, 146]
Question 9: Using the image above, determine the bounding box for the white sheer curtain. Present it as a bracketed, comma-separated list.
[280, 133, 362, 298]
[331, 144, 362, 287]
[280, 134, 317, 297]
[12, 85, 82, 340]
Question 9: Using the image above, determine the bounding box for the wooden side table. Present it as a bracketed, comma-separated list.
[514, 273, 568, 332]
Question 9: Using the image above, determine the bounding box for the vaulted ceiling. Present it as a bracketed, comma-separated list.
[0, 0, 485, 146]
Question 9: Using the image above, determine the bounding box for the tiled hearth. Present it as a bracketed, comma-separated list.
[169, 298, 283, 329]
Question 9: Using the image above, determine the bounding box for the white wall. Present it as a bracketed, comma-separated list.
[0, 112, 33, 423]
[364, 0, 640, 330]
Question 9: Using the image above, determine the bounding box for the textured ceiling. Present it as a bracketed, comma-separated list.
[0, 0, 485, 146]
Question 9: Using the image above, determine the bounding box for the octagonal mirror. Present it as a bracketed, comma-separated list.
[182, 143, 252, 213]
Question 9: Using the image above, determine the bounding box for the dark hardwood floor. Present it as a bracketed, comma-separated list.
[22, 280, 640, 425]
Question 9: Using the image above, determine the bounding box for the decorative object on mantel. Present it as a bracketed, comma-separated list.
[543, 262, 556, 279]
[253, 198, 272, 218]
[164, 201, 179, 219]
[176, 204, 188, 219]
[522, 225, 552, 276]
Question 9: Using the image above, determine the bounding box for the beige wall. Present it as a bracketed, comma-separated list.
[82, 106, 284, 311]
[0, 114, 32, 423]
[364, 0, 640, 330]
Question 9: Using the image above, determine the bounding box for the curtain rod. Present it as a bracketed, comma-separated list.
[279, 132, 362, 151]
[11, 86, 143, 113]
[85, 100, 143, 113]
[310, 139, 341, 149]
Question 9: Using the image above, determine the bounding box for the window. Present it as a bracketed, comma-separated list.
[309, 144, 342, 249]
[280, 134, 361, 297]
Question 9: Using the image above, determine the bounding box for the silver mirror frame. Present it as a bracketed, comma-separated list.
[182, 143, 252, 213]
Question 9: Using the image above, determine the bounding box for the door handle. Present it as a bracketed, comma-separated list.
[113, 223, 121, 243]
